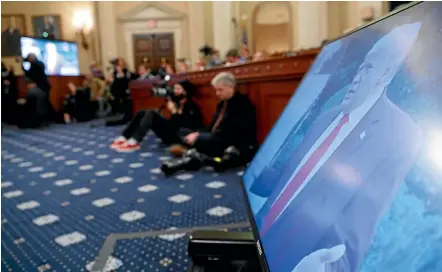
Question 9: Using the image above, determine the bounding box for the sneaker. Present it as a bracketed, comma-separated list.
[115, 142, 141, 153]
[169, 144, 186, 157]
[110, 139, 126, 149]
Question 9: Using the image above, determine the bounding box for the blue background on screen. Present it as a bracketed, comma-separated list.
[243, 2, 442, 272]
[20, 37, 80, 76]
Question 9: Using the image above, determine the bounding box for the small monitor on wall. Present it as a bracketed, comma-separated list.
[20, 36, 80, 76]
[241, 2, 442, 272]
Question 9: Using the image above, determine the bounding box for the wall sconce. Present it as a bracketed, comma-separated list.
[72, 10, 93, 50]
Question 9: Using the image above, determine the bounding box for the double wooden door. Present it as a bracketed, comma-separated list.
[133, 33, 175, 72]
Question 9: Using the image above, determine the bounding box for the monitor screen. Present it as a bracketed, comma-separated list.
[242, 2, 442, 272]
[20, 36, 80, 76]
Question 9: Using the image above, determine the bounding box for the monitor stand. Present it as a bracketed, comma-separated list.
[188, 230, 262, 272]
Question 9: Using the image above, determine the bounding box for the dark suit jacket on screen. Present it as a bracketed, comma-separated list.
[250, 94, 422, 272]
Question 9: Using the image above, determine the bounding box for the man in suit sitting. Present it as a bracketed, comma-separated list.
[182, 72, 257, 158]
[249, 23, 423, 272]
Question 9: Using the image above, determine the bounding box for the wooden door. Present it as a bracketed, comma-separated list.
[133, 34, 154, 70]
[132, 33, 175, 72]
[153, 33, 175, 71]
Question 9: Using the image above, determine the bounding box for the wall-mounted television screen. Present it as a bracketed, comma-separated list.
[20, 36, 80, 76]
[242, 1, 442, 272]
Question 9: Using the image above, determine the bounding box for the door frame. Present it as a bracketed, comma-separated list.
[123, 20, 181, 71]
[132, 33, 176, 72]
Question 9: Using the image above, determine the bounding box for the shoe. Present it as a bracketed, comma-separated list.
[169, 144, 186, 157]
[115, 142, 141, 153]
[110, 139, 126, 149]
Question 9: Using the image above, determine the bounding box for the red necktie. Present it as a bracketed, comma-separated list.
[260, 114, 350, 236]
[211, 102, 227, 132]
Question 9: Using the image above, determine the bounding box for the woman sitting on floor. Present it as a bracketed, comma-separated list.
[110, 79, 203, 153]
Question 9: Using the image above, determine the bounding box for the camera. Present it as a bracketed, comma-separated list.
[152, 76, 173, 98]
[160, 145, 255, 176]
[161, 149, 207, 176]
[209, 146, 243, 173]
[152, 84, 173, 98]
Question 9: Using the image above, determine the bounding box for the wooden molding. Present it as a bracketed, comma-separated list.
[251, 2, 294, 53]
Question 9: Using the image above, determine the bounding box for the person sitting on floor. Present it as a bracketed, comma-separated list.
[110, 79, 203, 153]
[62, 82, 96, 124]
[178, 71, 257, 158]
[16, 78, 48, 128]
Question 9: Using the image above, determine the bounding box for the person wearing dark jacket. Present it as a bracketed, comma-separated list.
[111, 79, 203, 152]
[62, 82, 96, 123]
[16, 78, 48, 128]
[182, 72, 257, 157]
[2, 63, 19, 124]
[22, 53, 51, 93]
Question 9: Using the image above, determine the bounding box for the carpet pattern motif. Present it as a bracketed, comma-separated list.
[1, 123, 249, 271]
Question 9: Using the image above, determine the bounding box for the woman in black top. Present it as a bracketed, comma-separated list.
[109, 58, 137, 115]
[111, 79, 203, 152]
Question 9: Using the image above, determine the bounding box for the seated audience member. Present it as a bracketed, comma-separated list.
[181, 72, 257, 158]
[16, 78, 48, 128]
[208, 49, 223, 68]
[195, 56, 207, 71]
[62, 82, 95, 123]
[252, 51, 268, 61]
[137, 63, 154, 80]
[176, 58, 189, 74]
[110, 79, 203, 152]
[224, 49, 243, 66]
[157, 58, 175, 78]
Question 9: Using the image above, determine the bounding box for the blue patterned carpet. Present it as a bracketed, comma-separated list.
[1, 123, 249, 271]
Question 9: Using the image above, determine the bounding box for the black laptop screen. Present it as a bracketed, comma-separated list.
[242, 2, 442, 272]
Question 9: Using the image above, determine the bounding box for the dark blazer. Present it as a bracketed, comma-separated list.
[251, 94, 422, 272]
[23, 60, 51, 93]
[111, 69, 135, 98]
[205, 92, 257, 151]
[169, 100, 203, 131]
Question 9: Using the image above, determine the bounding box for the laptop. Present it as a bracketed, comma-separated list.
[241, 2, 442, 272]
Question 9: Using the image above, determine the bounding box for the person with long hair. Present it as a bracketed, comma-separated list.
[111, 79, 203, 152]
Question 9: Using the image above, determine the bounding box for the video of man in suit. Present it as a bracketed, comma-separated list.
[20, 36, 80, 76]
[242, 2, 442, 272]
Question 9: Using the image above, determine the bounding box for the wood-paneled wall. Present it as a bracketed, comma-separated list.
[16, 75, 85, 112]
[130, 49, 320, 143]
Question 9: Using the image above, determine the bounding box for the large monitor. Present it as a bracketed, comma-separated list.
[20, 36, 80, 76]
[242, 2, 442, 272]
